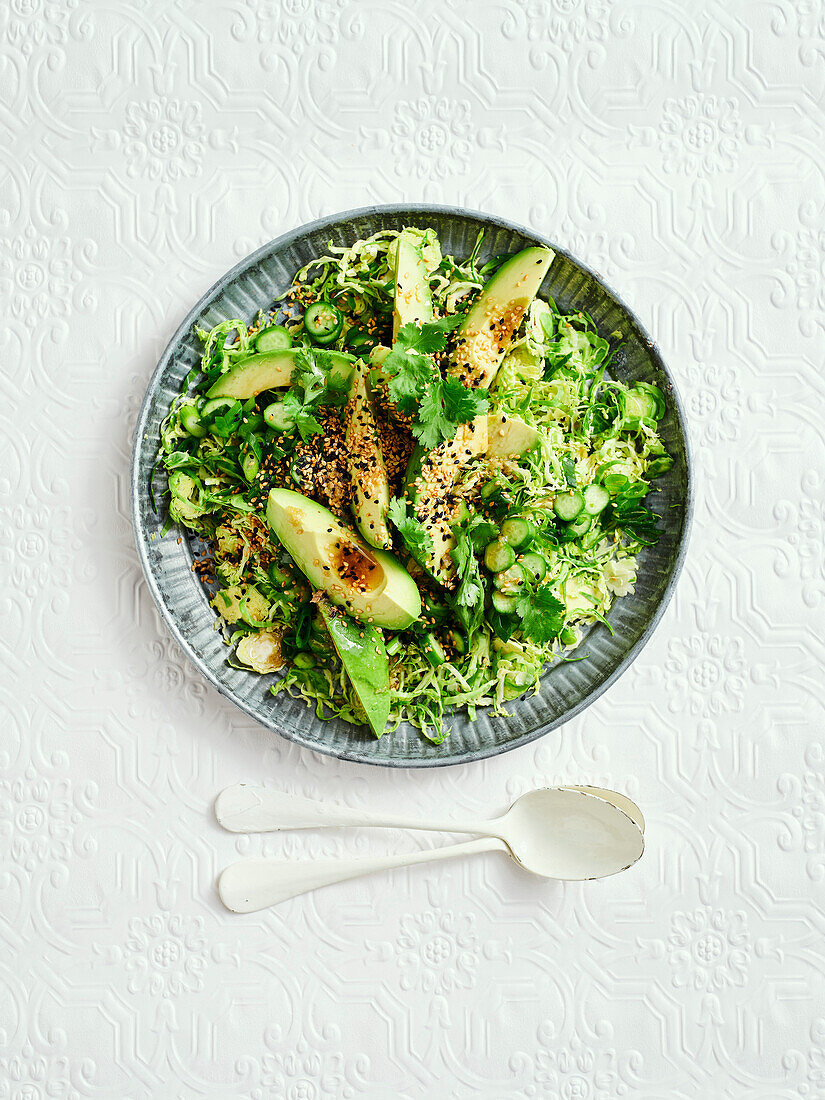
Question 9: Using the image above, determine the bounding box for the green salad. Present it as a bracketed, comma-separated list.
[156, 226, 672, 743]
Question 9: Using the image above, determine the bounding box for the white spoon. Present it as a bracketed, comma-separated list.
[215, 782, 644, 835]
[216, 785, 644, 913]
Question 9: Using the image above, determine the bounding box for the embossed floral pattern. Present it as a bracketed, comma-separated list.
[122, 97, 205, 182]
[0, 493, 80, 599]
[795, 1, 825, 40]
[256, 1036, 353, 1100]
[123, 633, 208, 721]
[243, 0, 354, 50]
[664, 633, 747, 716]
[0, 229, 91, 329]
[774, 471, 825, 607]
[797, 745, 825, 857]
[390, 98, 473, 181]
[505, 0, 611, 49]
[793, 488, 825, 605]
[659, 95, 742, 176]
[550, 217, 614, 278]
[771, 203, 825, 336]
[783, 224, 825, 330]
[0, 1045, 78, 1100]
[800, 1017, 825, 1097]
[683, 359, 743, 446]
[123, 914, 207, 997]
[779, 744, 825, 882]
[394, 910, 479, 994]
[666, 908, 750, 991]
[528, 1028, 622, 1099]
[0, 768, 76, 872]
[0, 0, 80, 55]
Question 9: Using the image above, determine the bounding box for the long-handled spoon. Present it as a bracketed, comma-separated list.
[216, 785, 644, 913]
[215, 783, 644, 835]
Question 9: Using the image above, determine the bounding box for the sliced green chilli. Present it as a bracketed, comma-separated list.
[580, 525, 603, 551]
[421, 632, 446, 667]
[242, 451, 260, 481]
[304, 301, 343, 345]
[268, 561, 291, 586]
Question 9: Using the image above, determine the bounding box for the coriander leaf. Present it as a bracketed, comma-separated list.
[515, 585, 565, 646]
[292, 346, 351, 407]
[210, 401, 244, 438]
[388, 497, 433, 562]
[488, 606, 517, 642]
[441, 377, 488, 422]
[385, 347, 433, 414]
[415, 385, 457, 449]
[446, 517, 488, 642]
[413, 378, 488, 449]
[383, 318, 487, 447]
[462, 513, 499, 552]
[282, 390, 322, 442]
[394, 314, 462, 356]
[450, 529, 482, 610]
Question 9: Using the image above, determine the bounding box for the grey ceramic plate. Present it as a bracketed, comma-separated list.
[132, 204, 692, 768]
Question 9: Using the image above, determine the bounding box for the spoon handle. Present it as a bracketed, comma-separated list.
[215, 784, 489, 836]
[218, 836, 505, 912]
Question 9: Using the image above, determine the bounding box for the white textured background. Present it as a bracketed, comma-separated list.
[2, 1, 824, 1096]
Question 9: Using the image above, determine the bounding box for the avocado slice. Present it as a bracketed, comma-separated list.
[393, 231, 433, 340]
[486, 412, 540, 457]
[406, 416, 488, 586]
[266, 488, 421, 630]
[207, 349, 354, 399]
[368, 344, 391, 387]
[345, 364, 391, 549]
[407, 417, 488, 508]
[317, 599, 390, 737]
[449, 246, 554, 389]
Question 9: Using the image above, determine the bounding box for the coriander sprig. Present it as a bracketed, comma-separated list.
[383, 317, 489, 448]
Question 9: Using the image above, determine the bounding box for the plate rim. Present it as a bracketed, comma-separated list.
[131, 202, 694, 769]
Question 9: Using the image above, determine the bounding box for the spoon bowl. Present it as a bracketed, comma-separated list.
[495, 787, 645, 880]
